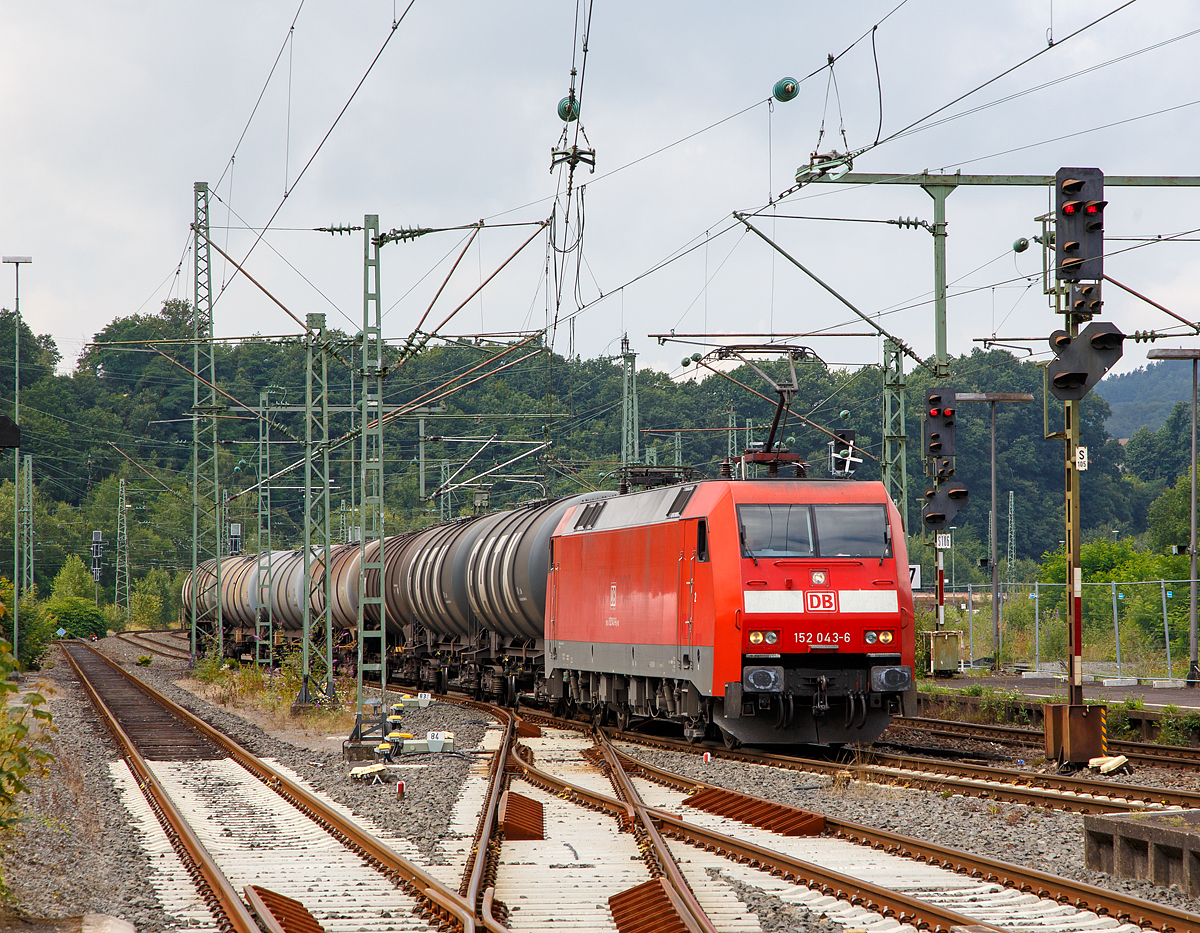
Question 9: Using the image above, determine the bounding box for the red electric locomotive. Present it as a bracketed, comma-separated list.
[545, 478, 914, 746]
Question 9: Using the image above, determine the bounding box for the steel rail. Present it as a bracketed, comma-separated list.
[614, 747, 1200, 933]
[504, 726, 1002, 933]
[455, 697, 517, 933]
[71, 642, 482, 933]
[608, 728, 1190, 814]
[115, 632, 192, 660]
[896, 715, 1200, 771]
[594, 734, 718, 933]
[864, 749, 1200, 810]
[60, 643, 261, 933]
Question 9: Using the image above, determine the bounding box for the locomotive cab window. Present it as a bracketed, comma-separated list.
[813, 505, 892, 558]
[696, 519, 709, 561]
[737, 505, 814, 558]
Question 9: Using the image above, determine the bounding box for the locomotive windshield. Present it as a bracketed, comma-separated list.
[737, 505, 815, 558]
[813, 505, 892, 558]
[738, 504, 892, 559]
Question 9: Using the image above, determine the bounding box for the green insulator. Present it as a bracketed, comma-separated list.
[1013, 237, 1030, 253]
[691, 352, 703, 362]
[558, 97, 580, 122]
[773, 77, 799, 102]
[681, 357, 692, 367]
[839, 409, 851, 421]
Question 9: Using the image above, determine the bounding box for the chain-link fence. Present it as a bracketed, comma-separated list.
[933, 580, 1197, 681]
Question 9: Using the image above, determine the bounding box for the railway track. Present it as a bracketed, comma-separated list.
[61, 641, 483, 933]
[115, 629, 192, 661]
[607, 726, 1200, 815]
[508, 709, 1200, 932]
[61, 650, 1200, 933]
[893, 715, 1200, 771]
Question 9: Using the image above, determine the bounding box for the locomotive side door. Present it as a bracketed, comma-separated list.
[677, 518, 710, 672]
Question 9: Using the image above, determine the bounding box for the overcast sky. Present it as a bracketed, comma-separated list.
[2, 0, 1198, 383]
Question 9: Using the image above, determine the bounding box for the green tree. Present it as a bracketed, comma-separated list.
[0, 637, 52, 832]
[1147, 469, 1196, 553]
[129, 591, 163, 629]
[42, 597, 106, 639]
[50, 555, 93, 600]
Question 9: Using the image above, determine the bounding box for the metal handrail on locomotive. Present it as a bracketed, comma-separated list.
[183, 477, 915, 746]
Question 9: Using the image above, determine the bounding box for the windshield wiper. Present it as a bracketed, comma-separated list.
[739, 528, 758, 566]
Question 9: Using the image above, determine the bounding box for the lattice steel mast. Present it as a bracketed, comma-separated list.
[19, 456, 32, 595]
[882, 338, 909, 533]
[191, 182, 223, 657]
[299, 312, 334, 704]
[620, 335, 639, 470]
[355, 214, 388, 735]
[115, 478, 129, 617]
[256, 387, 275, 669]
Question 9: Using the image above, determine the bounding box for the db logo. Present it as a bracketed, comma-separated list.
[805, 591, 838, 612]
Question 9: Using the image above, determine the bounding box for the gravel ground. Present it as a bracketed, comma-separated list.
[0, 636, 490, 930]
[6, 637, 1200, 932]
[618, 740, 1200, 918]
[882, 721, 1200, 791]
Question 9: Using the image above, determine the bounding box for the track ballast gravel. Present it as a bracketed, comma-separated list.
[0, 638, 486, 931]
[618, 740, 1200, 918]
[5, 636, 1200, 932]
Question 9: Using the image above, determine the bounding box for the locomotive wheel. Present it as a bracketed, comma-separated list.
[506, 675, 517, 708]
[592, 705, 608, 729]
[720, 727, 741, 750]
[436, 669, 448, 695]
[615, 706, 631, 732]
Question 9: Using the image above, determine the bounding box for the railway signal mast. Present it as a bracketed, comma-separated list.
[920, 388, 967, 632]
[1045, 167, 1123, 764]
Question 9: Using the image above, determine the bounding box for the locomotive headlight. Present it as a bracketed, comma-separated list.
[864, 631, 878, 645]
[749, 631, 764, 645]
[879, 630, 894, 645]
[810, 570, 827, 586]
[764, 631, 779, 645]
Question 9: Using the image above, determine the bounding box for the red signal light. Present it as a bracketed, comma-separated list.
[943, 408, 955, 418]
[929, 408, 940, 417]
[1062, 202, 1079, 214]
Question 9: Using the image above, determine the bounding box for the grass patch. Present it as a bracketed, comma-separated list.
[1158, 705, 1200, 746]
[185, 648, 357, 733]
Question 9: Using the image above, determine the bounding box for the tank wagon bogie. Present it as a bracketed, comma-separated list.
[182, 479, 914, 746]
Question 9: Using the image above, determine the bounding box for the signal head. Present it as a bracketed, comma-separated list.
[1061, 178, 1086, 195]
[1090, 329, 1124, 351]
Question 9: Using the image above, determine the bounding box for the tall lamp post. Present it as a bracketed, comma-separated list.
[955, 392, 1034, 671]
[3, 256, 31, 665]
[1147, 347, 1200, 685]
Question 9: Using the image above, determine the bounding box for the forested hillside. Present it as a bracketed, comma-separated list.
[0, 299, 1190, 648]
[1097, 361, 1195, 439]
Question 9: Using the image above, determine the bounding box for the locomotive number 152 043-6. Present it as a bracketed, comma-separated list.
[793, 631, 852, 645]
